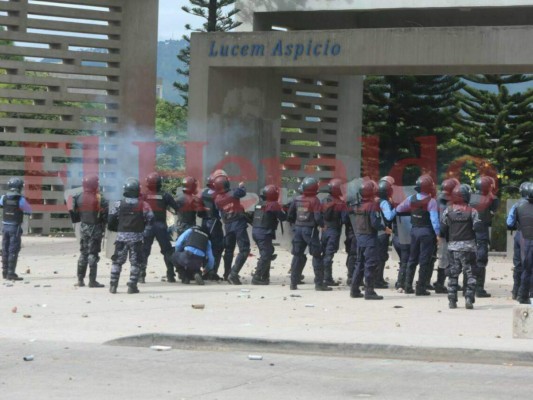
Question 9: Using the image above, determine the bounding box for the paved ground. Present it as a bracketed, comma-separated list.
[1, 339, 531, 400]
[1, 236, 529, 354]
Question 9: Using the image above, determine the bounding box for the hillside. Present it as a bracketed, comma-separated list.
[157, 39, 188, 104]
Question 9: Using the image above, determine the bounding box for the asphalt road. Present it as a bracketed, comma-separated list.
[1, 339, 531, 400]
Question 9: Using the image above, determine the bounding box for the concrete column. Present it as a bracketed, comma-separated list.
[119, 0, 158, 136]
[336, 75, 363, 181]
[188, 47, 281, 192]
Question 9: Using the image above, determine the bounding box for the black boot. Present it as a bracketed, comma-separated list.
[2, 269, 7, 279]
[7, 260, 22, 281]
[315, 283, 333, 291]
[475, 268, 491, 298]
[127, 282, 140, 294]
[109, 283, 117, 294]
[88, 267, 104, 288]
[404, 264, 416, 294]
[433, 269, 448, 293]
[77, 263, 87, 287]
[194, 273, 205, 286]
[465, 297, 474, 309]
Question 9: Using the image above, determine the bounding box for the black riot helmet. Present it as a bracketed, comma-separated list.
[261, 185, 280, 201]
[359, 180, 378, 201]
[441, 178, 460, 195]
[301, 177, 319, 196]
[377, 179, 393, 200]
[519, 181, 530, 198]
[123, 177, 140, 198]
[327, 178, 343, 198]
[146, 172, 162, 192]
[7, 177, 24, 194]
[213, 175, 230, 194]
[528, 182, 533, 203]
[474, 176, 493, 195]
[415, 175, 435, 195]
[452, 184, 471, 205]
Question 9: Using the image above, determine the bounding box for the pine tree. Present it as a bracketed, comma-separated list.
[363, 75, 464, 183]
[454, 75, 533, 188]
[174, 0, 241, 106]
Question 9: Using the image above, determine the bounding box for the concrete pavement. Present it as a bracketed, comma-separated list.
[1, 236, 531, 360]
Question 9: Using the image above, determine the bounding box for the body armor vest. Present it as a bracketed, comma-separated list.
[216, 192, 244, 224]
[201, 188, 217, 220]
[177, 193, 198, 226]
[253, 201, 278, 230]
[77, 192, 100, 225]
[470, 193, 494, 226]
[2, 195, 23, 224]
[354, 201, 376, 235]
[517, 202, 533, 240]
[410, 195, 432, 228]
[294, 196, 316, 227]
[117, 200, 144, 233]
[145, 192, 166, 222]
[447, 207, 475, 242]
[185, 227, 209, 252]
[323, 196, 343, 230]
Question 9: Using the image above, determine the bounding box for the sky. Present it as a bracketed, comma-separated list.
[158, 0, 205, 41]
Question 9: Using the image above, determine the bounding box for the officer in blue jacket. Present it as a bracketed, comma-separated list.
[396, 175, 440, 296]
[1, 177, 32, 281]
[172, 225, 215, 285]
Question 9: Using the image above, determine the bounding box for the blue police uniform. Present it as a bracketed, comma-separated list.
[1, 192, 31, 279]
[172, 227, 214, 284]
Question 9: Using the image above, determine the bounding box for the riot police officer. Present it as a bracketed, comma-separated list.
[434, 178, 460, 294]
[107, 178, 154, 294]
[172, 225, 215, 285]
[396, 175, 440, 296]
[251, 184, 286, 285]
[140, 172, 179, 283]
[469, 176, 499, 297]
[441, 184, 481, 309]
[200, 172, 225, 280]
[349, 180, 384, 300]
[507, 181, 530, 299]
[70, 175, 108, 288]
[214, 175, 250, 284]
[175, 176, 204, 238]
[376, 176, 396, 288]
[320, 178, 347, 287]
[287, 177, 331, 291]
[1, 177, 31, 281]
[508, 183, 533, 304]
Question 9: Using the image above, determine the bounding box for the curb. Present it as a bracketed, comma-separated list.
[105, 333, 533, 366]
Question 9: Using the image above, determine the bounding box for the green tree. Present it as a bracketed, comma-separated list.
[363, 75, 464, 183]
[453, 74, 533, 189]
[174, 0, 241, 106]
[155, 98, 188, 193]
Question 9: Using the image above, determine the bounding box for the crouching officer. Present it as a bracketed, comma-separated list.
[288, 177, 331, 291]
[214, 175, 250, 284]
[141, 172, 179, 283]
[320, 178, 347, 287]
[1, 177, 32, 281]
[441, 184, 481, 309]
[349, 180, 384, 300]
[172, 225, 215, 285]
[251, 184, 286, 285]
[70, 175, 108, 288]
[469, 176, 499, 297]
[508, 183, 533, 304]
[107, 178, 154, 294]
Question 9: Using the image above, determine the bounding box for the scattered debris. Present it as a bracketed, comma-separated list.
[270, 363, 275, 366]
[23, 314, 31, 319]
[393, 306, 403, 309]
[53, 271, 58, 274]
[191, 304, 205, 310]
[81, 314, 88, 318]
[34, 285, 40, 288]
[495, 335, 501, 339]
[11, 307, 17, 313]
[248, 355, 263, 360]
[150, 345, 172, 351]
[43, 285, 51, 288]
[240, 289, 251, 293]
[305, 304, 315, 308]
[290, 294, 302, 298]
[26, 268, 30, 274]
[395, 322, 401, 327]
[23, 355, 34, 362]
